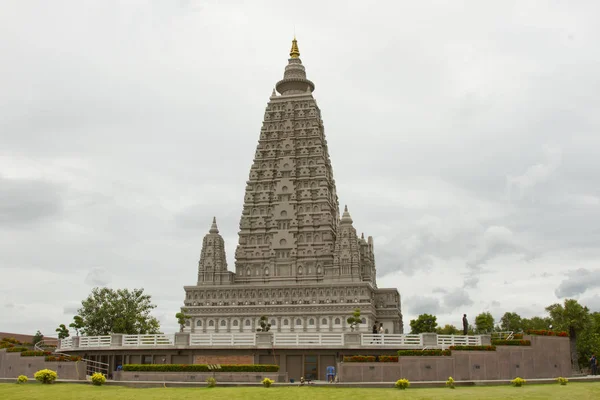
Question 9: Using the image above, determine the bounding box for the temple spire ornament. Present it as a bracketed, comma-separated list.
[290, 36, 300, 58]
[209, 216, 219, 234]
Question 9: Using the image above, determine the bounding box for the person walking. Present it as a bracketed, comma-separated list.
[462, 314, 468, 335]
[371, 321, 378, 344]
[591, 353, 597, 376]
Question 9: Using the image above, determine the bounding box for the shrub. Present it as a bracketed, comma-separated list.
[526, 329, 568, 337]
[511, 377, 526, 387]
[17, 375, 28, 384]
[45, 355, 82, 362]
[262, 377, 274, 388]
[378, 355, 399, 362]
[513, 333, 523, 339]
[206, 376, 217, 387]
[6, 347, 29, 353]
[21, 351, 52, 357]
[491, 340, 531, 346]
[343, 356, 376, 362]
[397, 349, 451, 356]
[448, 345, 496, 351]
[556, 376, 568, 385]
[446, 376, 455, 389]
[91, 373, 106, 386]
[395, 378, 410, 390]
[34, 369, 58, 384]
[122, 364, 279, 372]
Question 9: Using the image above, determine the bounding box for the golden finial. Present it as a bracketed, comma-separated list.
[290, 36, 300, 58]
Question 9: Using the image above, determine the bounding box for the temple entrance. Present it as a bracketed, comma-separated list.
[304, 355, 318, 380]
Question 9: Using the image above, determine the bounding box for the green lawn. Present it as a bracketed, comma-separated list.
[1, 383, 599, 400]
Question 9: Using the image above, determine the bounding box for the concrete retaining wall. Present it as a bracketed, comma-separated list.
[0, 349, 87, 380]
[337, 336, 571, 382]
[113, 371, 285, 382]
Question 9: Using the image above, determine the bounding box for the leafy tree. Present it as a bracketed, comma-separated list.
[69, 315, 85, 336]
[55, 324, 70, 340]
[577, 312, 600, 368]
[410, 314, 438, 334]
[76, 287, 161, 335]
[475, 312, 495, 334]
[546, 298, 591, 373]
[346, 308, 362, 331]
[436, 324, 459, 335]
[521, 316, 552, 331]
[500, 312, 523, 332]
[257, 315, 271, 332]
[175, 312, 191, 333]
[32, 330, 43, 345]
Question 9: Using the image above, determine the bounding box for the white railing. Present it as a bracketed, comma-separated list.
[60, 337, 74, 349]
[190, 333, 256, 346]
[123, 334, 174, 346]
[437, 335, 482, 348]
[79, 336, 112, 347]
[491, 331, 514, 340]
[361, 334, 423, 347]
[273, 333, 344, 346]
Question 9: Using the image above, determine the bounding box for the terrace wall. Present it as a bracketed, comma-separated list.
[0, 349, 87, 380]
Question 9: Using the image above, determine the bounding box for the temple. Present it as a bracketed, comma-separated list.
[182, 38, 403, 334]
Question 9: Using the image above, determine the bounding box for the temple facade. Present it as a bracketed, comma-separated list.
[182, 39, 403, 334]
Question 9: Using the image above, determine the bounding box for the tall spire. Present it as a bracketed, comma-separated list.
[341, 205, 353, 225]
[290, 37, 300, 58]
[209, 216, 219, 234]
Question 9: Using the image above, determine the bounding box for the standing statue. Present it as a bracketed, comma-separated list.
[462, 314, 468, 335]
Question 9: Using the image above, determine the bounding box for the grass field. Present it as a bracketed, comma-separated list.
[1, 383, 599, 400]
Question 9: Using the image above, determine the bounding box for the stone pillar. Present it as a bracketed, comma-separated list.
[174, 333, 190, 346]
[344, 332, 361, 346]
[328, 316, 333, 332]
[316, 316, 320, 332]
[202, 318, 207, 333]
[480, 335, 492, 346]
[227, 317, 231, 333]
[256, 332, 273, 347]
[303, 316, 307, 332]
[421, 333, 438, 347]
[111, 334, 123, 347]
[72, 336, 80, 349]
[191, 318, 196, 333]
[277, 317, 282, 332]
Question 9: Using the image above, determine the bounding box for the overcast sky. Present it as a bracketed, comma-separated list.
[1, 1, 599, 337]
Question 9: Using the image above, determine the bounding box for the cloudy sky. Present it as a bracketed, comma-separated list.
[1, 1, 599, 337]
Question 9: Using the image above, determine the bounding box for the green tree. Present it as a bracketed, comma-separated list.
[409, 314, 438, 334]
[576, 312, 600, 368]
[546, 298, 591, 373]
[475, 312, 495, 334]
[521, 316, 552, 331]
[500, 312, 523, 332]
[32, 330, 43, 345]
[436, 324, 459, 335]
[175, 312, 191, 333]
[55, 324, 70, 340]
[257, 315, 271, 332]
[347, 308, 362, 331]
[76, 287, 161, 335]
[69, 315, 85, 336]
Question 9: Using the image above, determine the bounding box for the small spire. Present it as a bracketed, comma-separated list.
[341, 205, 353, 224]
[361, 232, 365, 240]
[209, 216, 219, 234]
[290, 37, 300, 59]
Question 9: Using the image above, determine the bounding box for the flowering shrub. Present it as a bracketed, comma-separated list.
[262, 377, 274, 388]
[34, 369, 58, 384]
[446, 376, 455, 389]
[395, 378, 410, 390]
[91, 373, 106, 386]
[491, 340, 531, 346]
[45, 355, 82, 362]
[511, 377, 526, 387]
[17, 375, 28, 384]
[343, 356, 376, 362]
[397, 349, 451, 356]
[513, 333, 524, 339]
[449, 345, 496, 351]
[526, 329, 568, 337]
[556, 376, 568, 385]
[378, 355, 399, 362]
[21, 351, 52, 357]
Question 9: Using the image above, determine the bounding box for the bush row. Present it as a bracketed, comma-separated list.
[526, 329, 568, 337]
[21, 351, 52, 357]
[492, 340, 531, 346]
[397, 349, 451, 356]
[6, 347, 29, 353]
[122, 364, 279, 372]
[449, 345, 496, 351]
[45, 355, 82, 362]
[513, 333, 523, 339]
[343, 355, 399, 362]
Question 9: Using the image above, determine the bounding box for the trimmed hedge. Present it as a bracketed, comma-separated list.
[526, 329, 568, 337]
[513, 333, 523, 339]
[492, 340, 531, 346]
[449, 345, 496, 351]
[6, 347, 29, 353]
[45, 355, 82, 362]
[398, 349, 451, 356]
[21, 351, 52, 357]
[343, 355, 399, 362]
[122, 364, 279, 372]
